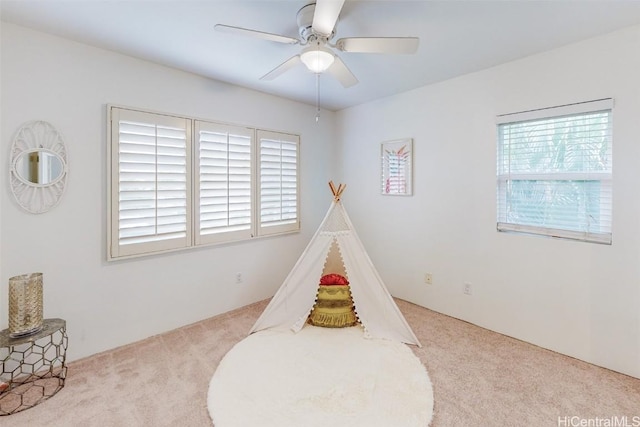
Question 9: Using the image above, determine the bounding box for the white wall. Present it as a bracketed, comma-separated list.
[0, 23, 336, 360]
[336, 25, 640, 378]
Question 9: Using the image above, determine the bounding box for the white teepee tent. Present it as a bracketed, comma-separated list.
[250, 182, 421, 347]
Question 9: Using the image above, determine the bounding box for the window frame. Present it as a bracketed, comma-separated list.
[496, 98, 613, 244]
[108, 105, 300, 260]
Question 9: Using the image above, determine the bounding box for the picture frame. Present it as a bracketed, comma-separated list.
[381, 138, 413, 196]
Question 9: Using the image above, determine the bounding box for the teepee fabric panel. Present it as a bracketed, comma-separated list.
[250, 201, 338, 334]
[250, 233, 333, 333]
[337, 232, 420, 346]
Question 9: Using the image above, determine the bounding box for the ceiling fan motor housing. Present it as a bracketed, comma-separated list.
[297, 3, 335, 43]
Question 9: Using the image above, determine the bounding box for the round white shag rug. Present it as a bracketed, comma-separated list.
[208, 325, 433, 427]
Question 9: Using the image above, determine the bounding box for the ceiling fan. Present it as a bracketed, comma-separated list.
[215, 0, 419, 88]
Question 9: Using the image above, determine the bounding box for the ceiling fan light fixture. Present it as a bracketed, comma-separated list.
[300, 45, 334, 73]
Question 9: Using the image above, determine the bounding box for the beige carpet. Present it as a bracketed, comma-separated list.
[208, 325, 433, 427]
[1, 299, 639, 426]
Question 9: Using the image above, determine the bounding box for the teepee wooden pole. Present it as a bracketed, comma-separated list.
[329, 181, 346, 201]
[329, 181, 337, 197]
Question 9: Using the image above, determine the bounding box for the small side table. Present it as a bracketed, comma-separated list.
[0, 318, 68, 415]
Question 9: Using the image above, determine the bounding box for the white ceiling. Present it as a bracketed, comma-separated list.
[3, 0, 640, 111]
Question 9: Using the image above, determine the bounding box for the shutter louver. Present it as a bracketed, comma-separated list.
[496, 99, 613, 244]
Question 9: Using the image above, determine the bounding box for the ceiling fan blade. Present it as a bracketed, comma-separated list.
[327, 56, 358, 88]
[260, 55, 302, 81]
[312, 0, 346, 37]
[215, 24, 299, 45]
[336, 37, 419, 54]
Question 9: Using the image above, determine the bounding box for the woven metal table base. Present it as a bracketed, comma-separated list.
[0, 319, 68, 415]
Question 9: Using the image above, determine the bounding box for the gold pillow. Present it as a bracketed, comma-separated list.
[308, 284, 357, 328]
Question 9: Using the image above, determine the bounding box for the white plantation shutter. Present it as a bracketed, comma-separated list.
[258, 130, 299, 236]
[195, 121, 253, 244]
[496, 99, 613, 244]
[110, 108, 191, 258]
[108, 106, 301, 260]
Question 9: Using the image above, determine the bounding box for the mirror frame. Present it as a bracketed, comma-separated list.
[9, 121, 68, 214]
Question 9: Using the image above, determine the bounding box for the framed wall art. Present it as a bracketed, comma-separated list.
[381, 138, 413, 196]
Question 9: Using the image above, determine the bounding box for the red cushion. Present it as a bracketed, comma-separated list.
[320, 273, 349, 286]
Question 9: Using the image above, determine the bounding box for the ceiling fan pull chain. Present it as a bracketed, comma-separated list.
[316, 73, 321, 122]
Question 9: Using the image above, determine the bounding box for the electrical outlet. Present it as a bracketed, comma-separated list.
[463, 282, 472, 295]
[424, 272, 433, 285]
[235, 272, 243, 284]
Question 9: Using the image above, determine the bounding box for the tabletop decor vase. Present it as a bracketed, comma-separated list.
[8, 273, 44, 338]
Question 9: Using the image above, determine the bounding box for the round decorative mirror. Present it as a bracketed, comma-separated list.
[14, 150, 66, 186]
[10, 121, 68, 214]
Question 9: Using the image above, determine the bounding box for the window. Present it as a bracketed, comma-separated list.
[195, 121, 254, 245]
[496, 99, 613, 244]
[258, 130, 299, 236]
[109, 108, 192, 258]
[108, 106, 299, 259]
